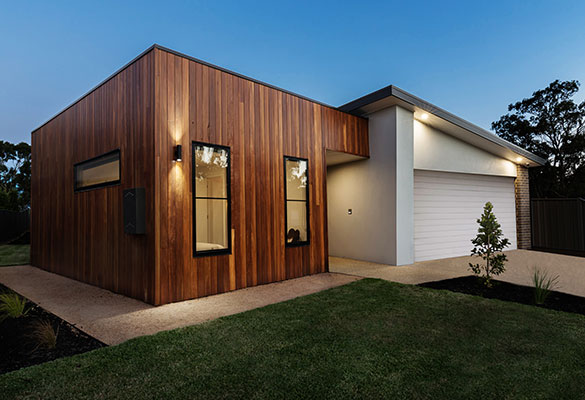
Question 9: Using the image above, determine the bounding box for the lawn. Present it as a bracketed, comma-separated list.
[2, 278, 585, 399]
[0, 245, 29, 266]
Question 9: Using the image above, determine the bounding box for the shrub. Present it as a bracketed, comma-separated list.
[533, 267, 559, 305]
[469, 202, 510, 287]
[0, 292, 30, 322]
[30, 320, 59, 350]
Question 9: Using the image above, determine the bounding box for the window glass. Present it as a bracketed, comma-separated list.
[75, 150, 120, 191]
[286, 159, 307, 201]
[194, 143, 230, 254]
[285, 157, 309, 245]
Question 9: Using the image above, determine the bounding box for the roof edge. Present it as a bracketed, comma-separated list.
[152, 44, 341, 111]
[338, 84, 395, 113]
[34, 44, 362, 134]
[340, 85, 546, 166]
[32, 45, 157, 133]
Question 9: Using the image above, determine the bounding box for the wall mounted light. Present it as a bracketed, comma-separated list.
[174, 145, 183, 162]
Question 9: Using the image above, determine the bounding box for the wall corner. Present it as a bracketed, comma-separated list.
[394, 106, 415, 265]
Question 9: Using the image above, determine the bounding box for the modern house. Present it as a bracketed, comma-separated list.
[31, 45, 544, 305]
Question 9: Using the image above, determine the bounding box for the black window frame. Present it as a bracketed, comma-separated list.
[192, 141, 232, 257]
[284, 155, 310, 247]
[74, 149, 121, 192]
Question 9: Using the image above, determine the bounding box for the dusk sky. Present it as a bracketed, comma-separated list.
[2, 0, 585, 144]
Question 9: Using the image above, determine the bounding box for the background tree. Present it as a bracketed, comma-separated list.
[492, 80, 585, 197]
[469, 202, 510, 287]
[0, 141, 31, 211]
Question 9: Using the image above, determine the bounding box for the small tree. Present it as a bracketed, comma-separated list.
[469, 202, 510, 287]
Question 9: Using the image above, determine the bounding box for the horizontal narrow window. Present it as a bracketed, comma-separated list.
[193, 142, 231, 256]
[74, 150, 120, 192]
[285, 156, 309, 246]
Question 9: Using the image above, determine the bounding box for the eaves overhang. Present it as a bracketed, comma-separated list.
[339, 85, 546, 167]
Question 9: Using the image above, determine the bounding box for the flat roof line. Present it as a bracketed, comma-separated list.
[33, 44, 353, 133]
[152, 44, 338, 110]
[32, 45, 157, 133]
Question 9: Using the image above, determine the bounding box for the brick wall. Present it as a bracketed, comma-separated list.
[515, 165, 531, 249]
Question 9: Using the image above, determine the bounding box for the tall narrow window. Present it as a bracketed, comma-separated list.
[193, 142, 231, 256]
[74, 150, 120, 192]
[285, 156, 309, 246]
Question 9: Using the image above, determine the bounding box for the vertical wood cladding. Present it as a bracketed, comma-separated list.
[153, 48, 368, 304]
[31, 51, 156, 303]
[31, 46, 368, 306]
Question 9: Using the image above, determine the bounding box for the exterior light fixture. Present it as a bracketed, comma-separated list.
[516, 157, 522, 162]
[174, 145, 183, 162]
[420, 113, 429, 120]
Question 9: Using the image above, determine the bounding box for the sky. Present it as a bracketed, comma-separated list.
[1, 0, 585, 144]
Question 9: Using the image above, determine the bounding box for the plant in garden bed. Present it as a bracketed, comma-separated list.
[0, 292, 30, 321]
[29, 320, 59, 351]
[0, 283, 104, 375]
[469, 202, 510, 287]
[532, 267, 559, 305]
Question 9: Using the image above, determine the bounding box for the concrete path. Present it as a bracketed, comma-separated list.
[331, 249, 585, 297]
[0, 266, 359, 345]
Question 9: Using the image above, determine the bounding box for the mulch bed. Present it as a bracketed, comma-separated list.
[419, 276, 585, 317]
[0, 283, 105, 375]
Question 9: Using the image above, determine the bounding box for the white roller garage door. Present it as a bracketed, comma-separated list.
[414, 169, 517, 262]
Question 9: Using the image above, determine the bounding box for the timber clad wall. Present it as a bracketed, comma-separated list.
[515, 165, 531, 249]
[31, 51, 156, 303]
[153, 48, 368, 304]
[31, 46, 368, 305]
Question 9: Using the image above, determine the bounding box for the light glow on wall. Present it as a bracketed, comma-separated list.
[174, 126, 183, 142]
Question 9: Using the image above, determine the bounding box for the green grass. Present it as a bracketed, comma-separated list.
[0, 244, 29, 266]
[2, 278, 585, 399]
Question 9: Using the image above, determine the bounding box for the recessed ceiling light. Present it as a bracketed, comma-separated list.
[420, 113, 429, 120]
[516, 157, 523, 162]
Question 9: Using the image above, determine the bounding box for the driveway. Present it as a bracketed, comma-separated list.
[330, 249, 585, 298]
[0, 266, 359, 345]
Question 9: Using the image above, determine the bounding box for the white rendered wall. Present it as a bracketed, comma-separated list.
[327, 105, 414, 265]
[327, 112, 519, 266]
[394, 107, 414, 265]
[414, 120, 517, 177]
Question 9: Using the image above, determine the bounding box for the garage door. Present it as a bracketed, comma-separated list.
[414, 169, 517, 262]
